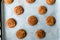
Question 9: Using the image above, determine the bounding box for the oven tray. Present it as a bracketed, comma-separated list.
[1, 0, 60, 40]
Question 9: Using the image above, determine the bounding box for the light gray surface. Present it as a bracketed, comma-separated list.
[1, 0, 60, 40]
[0, 38, 1, 40]
[0, 30, 1, 35]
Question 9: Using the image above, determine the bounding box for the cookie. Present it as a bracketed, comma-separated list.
[38, 6, 47, 15]
[14, 6, 24, 15]
[46, 0, 56, 5]
[4, 0, 14, 4]
[16, 29, 27, 39]
[28, 16, 38, 26]
[46, 16, 56, 26]
[36, 29, 46, 39]
[26, 0, 35, 4]
[6, 18, 16, 28]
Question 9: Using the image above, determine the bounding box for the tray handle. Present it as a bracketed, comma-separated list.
[0, 0, 2, 38]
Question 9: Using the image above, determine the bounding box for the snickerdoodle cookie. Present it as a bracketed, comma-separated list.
[26, 0, 35, 4]
[38, 6, 47, 15]
[28, 16, 38, 26]
[6, 18, 16, 28]
[46, 16, 56, 26]
[4, 0, 14, 4]
[14, 6, 24, 15]
[36, 29, 46, 39]
[46, 0, 56, 5]
[16, 29, 27, 39]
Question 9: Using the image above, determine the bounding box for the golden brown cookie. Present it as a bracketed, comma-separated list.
[16, 29, 27, 39]
[14, 6, 24, 15]
[4, 0, 14, 4]
[26, 0, 35, 4]
[28, 16, 38, 26]
[36, 29, 46, 39]
[38, 6, 47, 15]
[46, 0, 56, 5]
[6, 18, 16, 28]
[46, 16, 56, 26]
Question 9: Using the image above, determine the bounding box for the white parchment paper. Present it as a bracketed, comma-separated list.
[2, 0, 60, 40]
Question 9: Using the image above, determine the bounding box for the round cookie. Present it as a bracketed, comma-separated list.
[46, 0, 56, 5]
[14, 6, 24, 15]
[38, 6, 47, 15]
[28, 16, 38, 26]
[36, 29, 46, 39]
[4, 0, 14, 4]
[6, 18, 16, 28]
[16, 29, 27, 39]
[46, 16, 56, 26]
[26, 0, 35, 4]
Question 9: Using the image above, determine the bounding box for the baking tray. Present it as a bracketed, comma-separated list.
[1, 0, 60, 40]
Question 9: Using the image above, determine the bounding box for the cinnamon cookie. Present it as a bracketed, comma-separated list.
[16, 29, 27, 39]
[26, 0, 35, 4]
[46, 0, 56, 5]
[46, 16, 56, 26]
[38, 6, 47, 15]
[28, 16, 38, 26]
[36, 29, 46, 39]
[14, 6, 24, 15]
[6, 18, 16, 28]
[4, 0, 14, 4]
